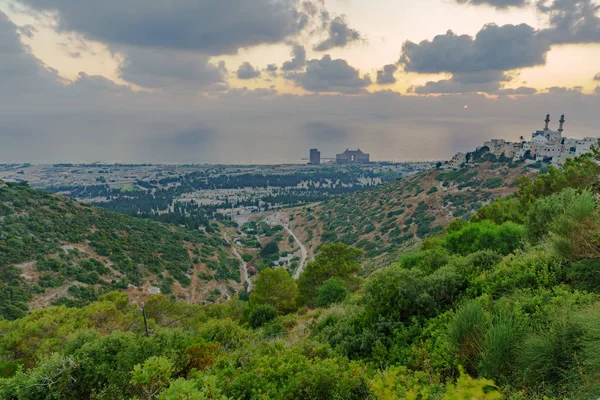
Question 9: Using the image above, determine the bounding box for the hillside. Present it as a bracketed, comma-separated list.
[1, 154, 600, 399]
[0, 181, 242, 320]
[287, 162, 536, 272]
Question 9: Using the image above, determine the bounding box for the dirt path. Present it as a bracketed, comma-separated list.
[224, 233, 253, 292]
[265, 212, 308, 280]
[286, 225, 308, 280]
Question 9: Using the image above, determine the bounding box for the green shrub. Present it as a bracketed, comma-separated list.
[316, 278, 349, 308]
[249, 304, 279, 329]
[448, 301, 489, 375]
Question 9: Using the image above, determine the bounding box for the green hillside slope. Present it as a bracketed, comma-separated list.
[0, 181, 241, 320]
[289, 162, 537, 271]
[1, 154, 600, 399]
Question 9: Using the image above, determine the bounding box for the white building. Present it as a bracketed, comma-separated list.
[456, 114, 599, 167]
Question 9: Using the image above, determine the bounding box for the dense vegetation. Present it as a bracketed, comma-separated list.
[291, 162, 529, 272]
[0, 182, 239, 320]
[1, 153, 600, 399]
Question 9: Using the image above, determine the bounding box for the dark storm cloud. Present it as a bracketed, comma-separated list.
[454, 0, 529, 8]
[119, 48, 228, 91]
[376, 64, 398, 85]
[16, 0, 310, 55]
[237, 62, 261, 80]
[400, 24, 549, 74]
[282, 44, 307, 71]
[287, 55, 371, 94]
[314, 13, 362, 51]
[537, 0, 600, 44]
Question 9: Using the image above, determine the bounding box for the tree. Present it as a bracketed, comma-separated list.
[298, 243, 362, 306]
[260, 240, 279, 257]
[250, 268, 298, 314]
[130, 356, 174, 400]
[316, 278, 349, 308]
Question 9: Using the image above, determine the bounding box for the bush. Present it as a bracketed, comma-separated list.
[444, 220, 526, 256]
[249, 304, 279, 329]
[448, 301, 489, 375]
[550, 190, 600, 260]
[567, 259, 600, 292]
[316, 278, 349, 308]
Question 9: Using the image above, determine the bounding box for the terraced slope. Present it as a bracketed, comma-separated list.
[0, 181, 241, 319]
[288, 162, 536, 272]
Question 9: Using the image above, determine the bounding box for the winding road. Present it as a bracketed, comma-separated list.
[265, 212, 308, 280]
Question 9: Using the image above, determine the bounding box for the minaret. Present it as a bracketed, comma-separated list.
[558, 114, 565, 136]
[544, 113, 550, 133]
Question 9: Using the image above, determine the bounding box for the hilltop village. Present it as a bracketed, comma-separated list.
[448, 114, 600, 168]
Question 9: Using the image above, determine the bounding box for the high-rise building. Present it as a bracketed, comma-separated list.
[309, 148, 321, 165]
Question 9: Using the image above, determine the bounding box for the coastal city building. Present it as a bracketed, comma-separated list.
[336, 149, 370, 164]
[450, 114, 599, 168]
[309, 149, 321, 165]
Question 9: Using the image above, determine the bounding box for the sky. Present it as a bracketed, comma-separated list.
[0, 0, 599, 164]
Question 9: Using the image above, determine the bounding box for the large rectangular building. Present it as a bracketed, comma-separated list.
[309, 149, 321, 165]
[336, 149, 370, 163]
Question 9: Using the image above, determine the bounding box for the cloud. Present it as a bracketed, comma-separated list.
[537, 0, 600, 45]
[453, 0, 529, 8]
[3, 11, 600, 165]
[237, 62, 261, 80]
[119, 48, 228, 91]
[16, 0, 311, 55]
[410, 70, 514, 94]
[376, 64, 398, 85]
[282, 44, 307, 71]
[400, 24, 551, 94]
[17, 24, 37, 38]
[70, 72, 132, 94]
[287, 55, 371, 94]
[410, 79, 504, 94]
[497, 86, 538, 95]
[595, 72, 600, 80]
[0, 12, 61, 93]
[221, 87, 278, 97]
[545, 85, 584, 94]
[266, 64, 279, 77]
[314, 13, 362, 51]
[400, 24, 550, 75]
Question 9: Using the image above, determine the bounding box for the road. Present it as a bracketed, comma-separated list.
[224, 233, 253, 292]
[265, 212, 308, 280]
